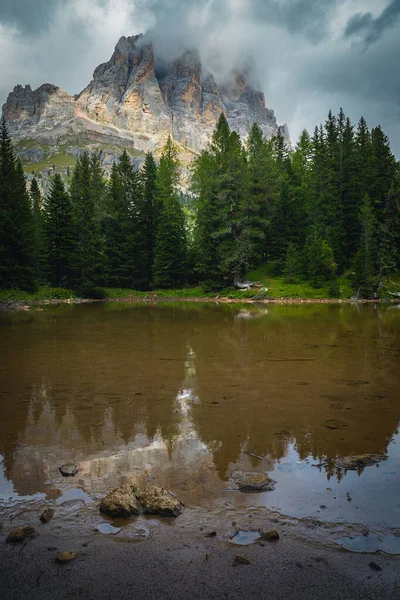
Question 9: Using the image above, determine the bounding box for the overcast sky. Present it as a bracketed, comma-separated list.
[0, 0, 399, 156]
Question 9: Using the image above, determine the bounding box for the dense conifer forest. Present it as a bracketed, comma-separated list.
[0, 110, 399, 299]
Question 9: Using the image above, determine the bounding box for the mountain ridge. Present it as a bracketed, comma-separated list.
[2, 34, 289, 174]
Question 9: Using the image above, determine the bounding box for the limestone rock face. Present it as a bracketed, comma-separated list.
[221, 72, 283, 142]
[2, 34, 289, 161]
[3, 84, 75, 137]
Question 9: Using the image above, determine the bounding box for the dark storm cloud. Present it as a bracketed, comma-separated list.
[0, 0, 59, 32]
[253, 0, 343, 42]
[345, 0, 400, 45]
[0, 0, 399, 156]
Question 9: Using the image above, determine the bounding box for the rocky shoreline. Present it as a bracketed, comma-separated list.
[1, 295, 400, 313]
[1, 498, 400, 600]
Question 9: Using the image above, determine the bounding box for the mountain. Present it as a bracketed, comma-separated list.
[2, 34, 289, 180]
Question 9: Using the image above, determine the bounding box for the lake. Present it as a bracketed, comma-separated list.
[1, 301, 400, 534]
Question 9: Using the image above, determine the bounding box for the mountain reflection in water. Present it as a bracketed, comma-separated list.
[0, 302, 399, 527]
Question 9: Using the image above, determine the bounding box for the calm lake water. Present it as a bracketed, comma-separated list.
[1, 302, 400, 532]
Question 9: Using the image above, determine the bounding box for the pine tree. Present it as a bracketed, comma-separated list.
[140, 152, 158, 290]
[269, 179, 303, 264]
[104, 151, 142, 288]
[152, 137, 187, 288]
[308, 118, 345, 268]
[370, 126, 397, 220]
[43, 174, 74, 287]
[192, 149, 221, 283]
[30, 177, 47, 283]
[247, 123, 279, 262]
[0, 117, 36, 290]
[69, 152, 105, 288]
[353, 195, 378, 298]
[283, 242, 301, 283]
[304, 228, 337, 287]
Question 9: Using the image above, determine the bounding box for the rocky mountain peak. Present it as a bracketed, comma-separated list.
[2, 33, 289, 171]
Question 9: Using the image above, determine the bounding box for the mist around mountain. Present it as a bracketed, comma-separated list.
[2, 33, 289, 185]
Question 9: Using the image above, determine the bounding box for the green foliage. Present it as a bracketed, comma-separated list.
[75, 284, 106, 300]
[69, 151, 105, 287]
[283, 242, 301, 283]
[43, 174, 74, 287]
[104, 151, 141, 288]
[140, 152, 158, 289]
[152, 137, 187, 288]
[353, 195, 378, 298]
[2, 107, 399, 300]
[304, 228, 337, 287]
[0, 117, 36, 290]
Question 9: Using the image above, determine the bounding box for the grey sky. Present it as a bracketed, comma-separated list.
[0, 0, 399, 156]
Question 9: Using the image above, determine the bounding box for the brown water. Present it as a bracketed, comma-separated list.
[1, 301, 400, 533]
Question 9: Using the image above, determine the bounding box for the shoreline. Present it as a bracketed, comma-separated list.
[1, 294, 400, 311]
[1, 503, 399, 600]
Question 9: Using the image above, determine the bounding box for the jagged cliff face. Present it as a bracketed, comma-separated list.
[2, 34, 289, 164]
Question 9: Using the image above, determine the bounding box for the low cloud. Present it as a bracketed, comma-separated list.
[345, 0, 400, 46]
[0, 0, 399, 156]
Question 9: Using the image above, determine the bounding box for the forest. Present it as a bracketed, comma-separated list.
[0, 110, 399, 299]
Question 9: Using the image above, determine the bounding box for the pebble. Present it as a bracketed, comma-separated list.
[56, 551, 79, 563]
[40, 508, 55, 523]
[233, 554, 251, 566]
[261, 529, 280, 541]
[6, 526, 35, 543]
[59, 462, 78, 477]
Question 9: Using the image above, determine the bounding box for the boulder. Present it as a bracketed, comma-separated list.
[100, 482, 140, 518]
[228, 471, 276, 492]
[136, 485, 184, 517]
[335, 454, 388, 470]
[6, 526, 35, 543]
[59, 462, 78, 477]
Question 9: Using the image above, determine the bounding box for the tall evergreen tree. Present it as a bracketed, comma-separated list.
[43, 174, 74, 287]
[283, 242, 301, 283]
[104, 151, 143, 288]
[30, 177, 47, 283]
[353, 195, 377, 298]
[247, 123, 279, 262]
[304, 228, 337, 287]
[192, 149, 221, 283]
[0, 117, 36, 289]
[140, 152, 158, 290]
[69, 152, 105, 288]
[152, 137, 187, 288]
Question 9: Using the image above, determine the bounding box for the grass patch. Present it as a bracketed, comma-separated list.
[246, 263, 354, 299]
[0, 286, 75, 304]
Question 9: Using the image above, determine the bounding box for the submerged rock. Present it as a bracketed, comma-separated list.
[6, 526, 35, 543]
[335, 454, 387, 470]
[59, 462, 78, 477]
[322, 419, 347, 430]
[228, 471, 276, 492]
[100, 482, 140, 518]
[40, 508, 55, 523]
[56, 551, 78, 563]
[137, 485, 184, 517]
[233, 554, 250, 566]
[260, 529, 280, 541]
